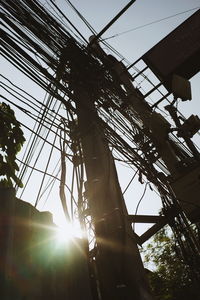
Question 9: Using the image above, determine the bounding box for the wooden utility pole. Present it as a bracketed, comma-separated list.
[74, 86, 153, 300]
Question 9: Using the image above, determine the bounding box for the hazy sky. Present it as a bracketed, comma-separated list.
[56, 0, 200, 233]
[1, 1, 200, 236]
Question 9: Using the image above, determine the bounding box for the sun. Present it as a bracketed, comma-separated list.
[55, 220, 83, 245]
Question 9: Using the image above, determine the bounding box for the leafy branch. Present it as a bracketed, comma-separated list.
[0, 102, 25, 188]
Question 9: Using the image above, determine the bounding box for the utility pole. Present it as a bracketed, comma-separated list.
[73, 85, 153, 300]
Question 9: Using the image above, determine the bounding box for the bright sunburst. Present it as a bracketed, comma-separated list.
[55, 221, 83, 245]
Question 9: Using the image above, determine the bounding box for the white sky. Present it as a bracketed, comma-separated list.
[1, 0, 200, 237]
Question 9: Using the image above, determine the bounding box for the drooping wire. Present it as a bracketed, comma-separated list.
[133, 182, 149, 231]
[59, 120, 71, 221]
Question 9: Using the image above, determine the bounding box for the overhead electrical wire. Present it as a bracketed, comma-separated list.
[16, 158, 61, 184]
[2, 1, 200, 265]
[16, 157, 77, 209]
[59, 122, 71, 221]
[135, 182, 149, 216]
[48, 0, 88, 43]
[12, 91, 60, 184]
[0, 84, 62, 130]
[37, 160, 61, 201]
[0, 76, 73, 128]
[0, 96, 63, 150]
[122, 169, 138, 195]
[34, 127, 59, 208]
[91, 0, 136, 45]
[62, 0, 132, 65]
[103, 7, 200, 41]
[64, 0, 97, 35]
[19, 100, 63, 199]
[44, 0, 85, 44]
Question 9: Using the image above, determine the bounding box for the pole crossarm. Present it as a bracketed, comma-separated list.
[139, 219, 168, 245]
[135, 206, 181, 245]
[128, 214, 164, 223]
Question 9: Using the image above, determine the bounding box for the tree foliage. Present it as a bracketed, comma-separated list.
[0, 102, 25, 188]
[142, 226, 200, 300]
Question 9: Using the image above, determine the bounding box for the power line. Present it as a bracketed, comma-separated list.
[64, 0, 97, 35]
[16, 157, 77, 208]
[122, 170, 139, 195]
[90, 0, 136, 45]
[133, 182, 149, 231]
[135, 182, 149, 216]
[103, 7, 199, 41]
[34, 126, 59, 207]
[2, 0, 199, 215]
[49, 0, 88, 43]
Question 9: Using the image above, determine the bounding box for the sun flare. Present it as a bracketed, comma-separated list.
[55, 221, 83, 245]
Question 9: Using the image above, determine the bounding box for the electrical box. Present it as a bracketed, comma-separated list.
[171, 74, 191, 101]
[171, 165, 200, 223]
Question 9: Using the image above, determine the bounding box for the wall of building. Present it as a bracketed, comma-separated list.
[0, 188, 93, 300]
